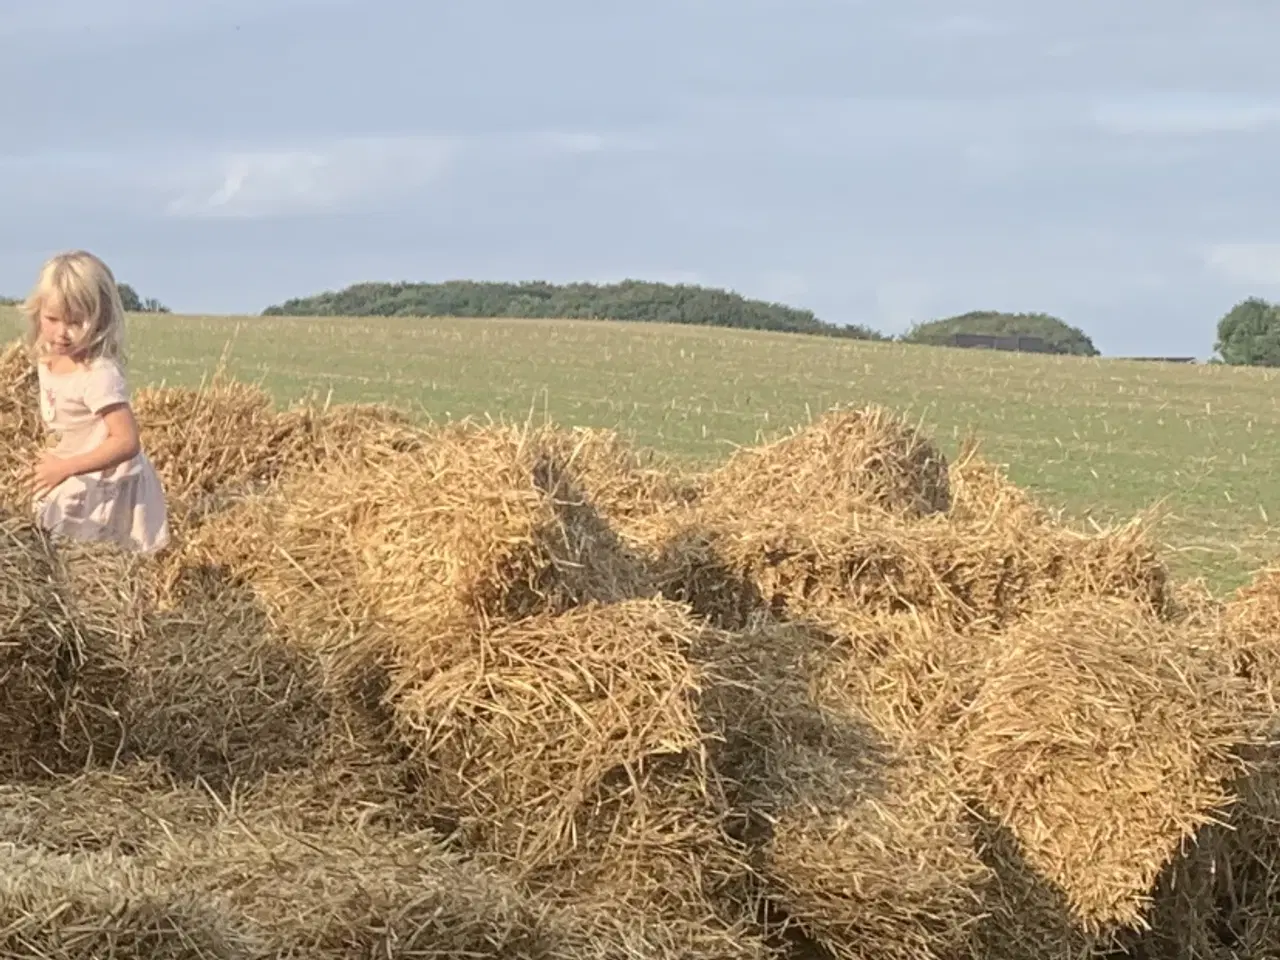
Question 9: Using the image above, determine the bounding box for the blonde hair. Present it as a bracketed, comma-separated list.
[21, 250, 127, 366]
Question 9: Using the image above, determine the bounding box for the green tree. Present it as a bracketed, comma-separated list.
[901, 310, 1099, 356]
[118, 283, 170, 314]
[1214, 297, 1280, 367]
[262, 279, 886, 341]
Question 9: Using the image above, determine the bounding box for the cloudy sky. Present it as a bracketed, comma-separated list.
[2, 0, 1278, 357]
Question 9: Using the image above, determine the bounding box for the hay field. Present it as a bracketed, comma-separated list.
[3, 306, 1275, 591]
[2, 321, 1280, 957]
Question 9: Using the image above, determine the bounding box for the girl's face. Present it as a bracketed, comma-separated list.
[38, 298, 86, 356]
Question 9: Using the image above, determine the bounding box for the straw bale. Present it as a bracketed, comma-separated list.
[388, 596, 765, 955]
[115, 420, 653, 643]
[702, 404, 951, 520]
[1220, 567, 1280, 711]
[954, 597, 1266, 933]
[44, 537, 165, 681]
[154, 813, 738, 960]
[235, 757, 427, 835]
[119, 563, 340, 792]
[142, 493, 276, 613]
[0, 756, 422, 868]
[1133, 742, 1280, 960]
[763, 743, 990, 960]
[0, 338, 40, 438]
[343, 422, 651, 629]
[135, 374, 422, 526]
[805, 610, 990, 763]
[1165, 577, 1224, 633]
[389, 598, 713, 869]
[0, 842, 255, 959]
[0, 760, 222, 857]
[946, 437, 1048, 528]
[41, 535, 358, 794]
[655, 508, 1168, 634]
[692, 618, 990, 960]
[965, 814, 1114, 960]
[1131, 825, 1235, 960]
[691, 617, 855, 823]
[211, 423, 649, 667]
[146, 492, 390, 700]
[654, 512, 976, 631]
[528, 766, 770, 960]
[147, 429, 657, 814]
[531, 424, 699, 525]
[273, 396, 423, 463]
[0, 340, 43, 512]
[133, 376, 283, 508]
[0, 518, 131, 780]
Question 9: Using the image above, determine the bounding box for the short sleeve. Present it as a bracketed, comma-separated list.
[82, 360, 130, 414]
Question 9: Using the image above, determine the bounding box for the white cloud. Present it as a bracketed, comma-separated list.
[1092, 96, 1280, 135]
[160, 128, 638, 220]
[163, 135, 458, 219]
[1203, 243, 1280, 287]
[0, 127, 639, 221]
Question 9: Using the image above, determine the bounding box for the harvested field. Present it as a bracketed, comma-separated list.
[3, 331, 1280, 957]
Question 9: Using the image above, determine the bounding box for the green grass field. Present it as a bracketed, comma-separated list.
[6, 306, 1279, 592]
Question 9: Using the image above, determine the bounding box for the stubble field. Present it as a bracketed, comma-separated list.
[6, 304, 1280, 957]
[4, 306, 1277, 591]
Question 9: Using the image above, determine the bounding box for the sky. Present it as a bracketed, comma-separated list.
[3, 0, 1279, 358]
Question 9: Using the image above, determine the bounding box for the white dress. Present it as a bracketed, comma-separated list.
[34, 357, 170, 554]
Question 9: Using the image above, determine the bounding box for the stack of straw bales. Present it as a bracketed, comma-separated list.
[652, 408, 1168, 636]
[134, 374, 420, 519]
[2, 333, 1280, 958]
[152, 416, 769, 956]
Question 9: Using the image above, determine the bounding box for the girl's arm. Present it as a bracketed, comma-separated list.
[59, 402, 142, 476]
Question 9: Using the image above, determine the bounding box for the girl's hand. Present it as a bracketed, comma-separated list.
[30, 452, 71, 499]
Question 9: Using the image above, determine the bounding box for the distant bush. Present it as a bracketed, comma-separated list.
[118, 283, 170, 314]
[901, 311, 1099, 357]
[261, 279, 886, 341]
[0, 288, 168, 313]
[1214, 297, 1280, 367]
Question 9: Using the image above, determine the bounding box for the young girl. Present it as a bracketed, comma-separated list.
[22, 250, 170, 555]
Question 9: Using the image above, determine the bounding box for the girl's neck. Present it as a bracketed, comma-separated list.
[41, 353, 89, 375]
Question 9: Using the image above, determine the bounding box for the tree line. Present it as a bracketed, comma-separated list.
[0, 284, 170, 313]
[15, 274, 1280, 368]
[263, 280, 1280, 367]
[262, 279, 887, 341]
[261, 280, 1104, 355]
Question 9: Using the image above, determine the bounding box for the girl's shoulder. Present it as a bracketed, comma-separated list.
[41, 355, 131, 411]
[82, 356, 130, 407]
[38, 355, 125, 380]
[84, 355, 126, 377]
